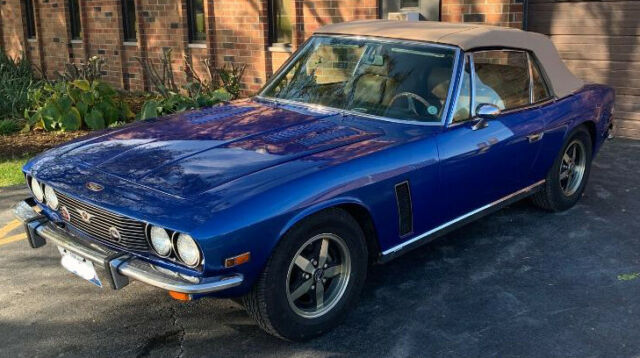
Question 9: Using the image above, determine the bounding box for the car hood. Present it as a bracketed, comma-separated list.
[32, 100, 387, 198]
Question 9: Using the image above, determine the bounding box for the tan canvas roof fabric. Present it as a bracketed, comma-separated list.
[315, 20, 584, 98]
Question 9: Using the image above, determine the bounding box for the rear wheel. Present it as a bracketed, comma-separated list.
[531, 126, 593, 211]
[242, 208, 368, 341]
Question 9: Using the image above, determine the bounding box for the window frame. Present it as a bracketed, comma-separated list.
[527, 52, 554, 104]
[268, 0, 293, 47]
[187, 0, 205, 43]
[24, 0, 37, 39]
[258, 35, 462, 127]
[121, 0, 137, 42]
[450, 54, 474, 124]
[68, 0, 82, 40]
[448, 48, 560, 127]
[400, 0, 420, 10]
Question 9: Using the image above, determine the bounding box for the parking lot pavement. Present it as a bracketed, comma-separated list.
[0, 139, 639, 358]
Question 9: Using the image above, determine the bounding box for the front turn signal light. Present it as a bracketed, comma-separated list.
[224, 252, 251, 268]
[169, 291, 192, 301]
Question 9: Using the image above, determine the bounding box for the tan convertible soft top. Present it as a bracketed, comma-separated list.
[315, 20, 584, 98]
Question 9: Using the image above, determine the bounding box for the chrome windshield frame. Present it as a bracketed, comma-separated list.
[257, 34, 462, 127]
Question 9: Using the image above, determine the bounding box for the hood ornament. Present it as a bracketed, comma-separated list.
[86, 182, 104, 192]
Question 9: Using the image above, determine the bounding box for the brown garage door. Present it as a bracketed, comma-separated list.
[528, 0, 640, 139]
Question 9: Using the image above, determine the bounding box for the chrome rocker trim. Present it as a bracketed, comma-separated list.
[13, 200, 243, 294]
[380, 179, 546, 262]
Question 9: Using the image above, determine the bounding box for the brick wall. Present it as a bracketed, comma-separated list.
[38, 0, 71, 78]
[1, 0, 27, 59]
[0, 0, 525, 94]
[442, 0, 524, 29]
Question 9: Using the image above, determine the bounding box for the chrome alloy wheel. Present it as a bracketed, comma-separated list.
[559, 139, 587, 196]
[286, 233, 352, 319]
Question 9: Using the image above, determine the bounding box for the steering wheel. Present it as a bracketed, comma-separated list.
[386, 92, 433, 117]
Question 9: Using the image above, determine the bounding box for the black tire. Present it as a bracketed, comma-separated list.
[242, 208, 368, 341]
[531, 126, 593, 211]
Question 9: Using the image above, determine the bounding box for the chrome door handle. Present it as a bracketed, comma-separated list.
[527, 132, 544, 143]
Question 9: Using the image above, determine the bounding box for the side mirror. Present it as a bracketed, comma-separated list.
[472, 104, 501, 130]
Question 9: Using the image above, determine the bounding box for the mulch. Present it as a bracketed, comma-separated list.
[0, 130, 89, 159]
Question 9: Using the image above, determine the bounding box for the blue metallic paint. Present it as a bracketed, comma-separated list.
[23, 52, 615, 298]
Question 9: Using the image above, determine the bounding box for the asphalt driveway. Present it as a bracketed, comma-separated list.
[0, 138, 639, 358]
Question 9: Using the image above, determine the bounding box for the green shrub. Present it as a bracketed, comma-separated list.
[139, 88, 232, 120]
[0, 48, 41, 121]
[186, 58, 245, 100]
[0, 119, 21, 135]
[57, 56, 105, 82]
[25, 79, 134, 131]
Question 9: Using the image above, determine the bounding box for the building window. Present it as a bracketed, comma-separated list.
[268, 0, 293, 46]
[187, 0, 205, 43]
[401, 0, 419, 8]
[121, 0, 137, 42]
[381, 0, 439, 21]
[68, 0, 82, 40]
[24, 0, 36, 39]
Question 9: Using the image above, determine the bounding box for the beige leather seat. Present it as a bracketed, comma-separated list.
[475, 63, 529, 109]
[346, 60, 398, 108]
[426, 67, 453, 115]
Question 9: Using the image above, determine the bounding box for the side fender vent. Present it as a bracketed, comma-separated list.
[395, 181, 413, 237]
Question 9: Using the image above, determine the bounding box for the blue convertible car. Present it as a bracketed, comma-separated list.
[15, 21, 615, 340]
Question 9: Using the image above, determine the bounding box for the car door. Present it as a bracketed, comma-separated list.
[436, 50, 545, 222]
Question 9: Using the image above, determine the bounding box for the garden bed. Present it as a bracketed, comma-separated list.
[0, 130, 88, 187]
[0, 48, 244, 187]
[0, 130, 88, 159]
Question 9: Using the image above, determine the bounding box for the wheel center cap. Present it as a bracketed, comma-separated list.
[313, 269, 324, 282]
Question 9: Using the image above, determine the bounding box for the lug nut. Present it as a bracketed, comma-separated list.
[311, 285, 315, 290]
[323, 264, 328, 268]
[322, 278, 326, 283]
[304, 274, 310, 279]
[312, 260, 318, 266]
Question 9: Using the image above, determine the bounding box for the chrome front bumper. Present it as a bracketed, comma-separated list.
[13, 199, 243, 295]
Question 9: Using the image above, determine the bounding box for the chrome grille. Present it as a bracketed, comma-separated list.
[56, 192, 149, 251]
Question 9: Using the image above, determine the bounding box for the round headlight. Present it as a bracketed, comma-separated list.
[175, 233, 201, 267]
[30, 177, 44, 202]
[149, 226, 172, 257]
[44, 185, 59, 210]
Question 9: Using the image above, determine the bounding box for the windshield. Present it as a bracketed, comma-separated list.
[260, 36, 457, 123]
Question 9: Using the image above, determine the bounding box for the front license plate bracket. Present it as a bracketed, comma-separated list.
[58, 246, 103, 288]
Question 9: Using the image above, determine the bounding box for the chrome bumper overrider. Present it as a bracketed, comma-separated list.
[13, 199, 243, 294]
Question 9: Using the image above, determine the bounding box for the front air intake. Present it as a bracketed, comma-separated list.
[395, 181, 413, 237]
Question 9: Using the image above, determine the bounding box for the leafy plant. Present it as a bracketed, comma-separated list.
[137, 51, 235, 120]
[0, 48, 42, 121]
[139, 89, 231, 120]
[213, 62, 246, 99]
[25, 79, 134, 131]
[186, 57, 246, 99]
[0, 119, 22, 135]
[138, 48, 179, 98]
[56, 56, 105, 82]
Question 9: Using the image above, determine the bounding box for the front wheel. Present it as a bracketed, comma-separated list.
[531, 126, 593, 211]
[242, 208, 368, 341]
